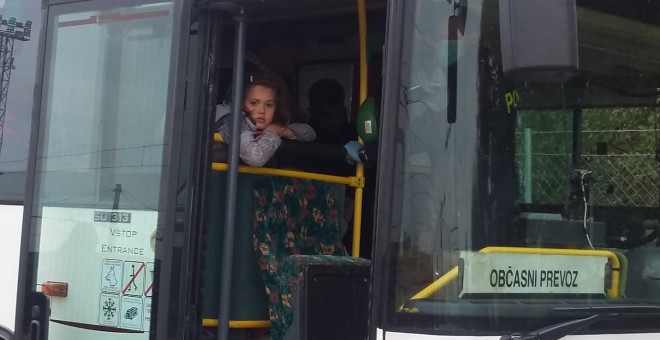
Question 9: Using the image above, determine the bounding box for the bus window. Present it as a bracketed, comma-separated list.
[375, 0, 660, 336]
[18, 2, 179, 339]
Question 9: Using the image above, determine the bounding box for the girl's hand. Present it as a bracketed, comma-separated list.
[264, 124, 294, 138]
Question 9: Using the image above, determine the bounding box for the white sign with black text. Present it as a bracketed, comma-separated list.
[35, 207, 157, 332]
[459, 252, 608, 297]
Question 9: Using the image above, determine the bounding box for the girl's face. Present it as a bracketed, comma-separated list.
[244, 85, 276, 130]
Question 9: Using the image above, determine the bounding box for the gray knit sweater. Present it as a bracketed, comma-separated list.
[217, 114, 316, 167]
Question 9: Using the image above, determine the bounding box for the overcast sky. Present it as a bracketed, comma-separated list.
[0, 0, 40, 201]
[0, 0, 40, 173]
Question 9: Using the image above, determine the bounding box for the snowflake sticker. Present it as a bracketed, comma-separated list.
[99, 293, 119, 327]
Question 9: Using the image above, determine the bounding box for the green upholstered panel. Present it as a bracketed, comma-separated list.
[201, 172, 346, 321]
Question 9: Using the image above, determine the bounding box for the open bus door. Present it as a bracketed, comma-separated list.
[198, 1, 380, 339]
[14, 0, 196, 339]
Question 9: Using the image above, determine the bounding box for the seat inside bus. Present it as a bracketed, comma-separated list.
[202, 172, 347, 320]
[202, 172, 371, 340]
[252, 176, 369, 340]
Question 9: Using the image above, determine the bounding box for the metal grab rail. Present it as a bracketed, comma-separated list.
[210, 162, 364, 188]
[213, 132, 367, 258]
[202, 319, 270, 329]
[410, 247, 622, 300]
[353, 0, 368, 259]
[213, 132, 224, 143]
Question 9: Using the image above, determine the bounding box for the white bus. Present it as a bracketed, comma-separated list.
[12, 0, 660, 340]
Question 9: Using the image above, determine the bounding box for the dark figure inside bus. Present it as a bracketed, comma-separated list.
[214, 73, 316, 167]
[308, 79, 356, 145]
[307, 78, 360, 175]
[302, 78, 381, 257]
[274, 78, 365, 174]
[307, 78, 379, 168]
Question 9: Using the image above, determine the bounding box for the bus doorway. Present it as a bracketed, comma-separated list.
[196, 1, 385, 340]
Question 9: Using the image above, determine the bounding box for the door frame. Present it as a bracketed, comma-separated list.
[14, 0, 194, 338]
[369, 0, 406, 338]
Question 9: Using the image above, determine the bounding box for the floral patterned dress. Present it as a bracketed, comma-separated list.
[252, 177, 352, 340]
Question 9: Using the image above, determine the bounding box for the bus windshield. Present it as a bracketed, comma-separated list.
[379, 0, 660, 335]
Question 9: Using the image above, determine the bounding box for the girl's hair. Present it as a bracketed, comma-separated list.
[244, 72, 293, 125]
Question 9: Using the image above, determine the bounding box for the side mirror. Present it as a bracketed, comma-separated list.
[499, 0, 578, 82]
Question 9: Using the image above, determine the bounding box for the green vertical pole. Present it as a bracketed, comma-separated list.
[523, 128, 533, 203]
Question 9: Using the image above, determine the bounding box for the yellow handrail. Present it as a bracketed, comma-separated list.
[410, 247, 621, 300]
[353, 0, 368, 258]
[357, 0, 368, 103]
[211, 162, 364, 188]
[202, 319, 270, 329]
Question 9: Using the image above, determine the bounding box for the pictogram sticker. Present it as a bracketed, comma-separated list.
[144, 262, 154, 297]
[122, 261, 145, 296]
[120, 295, 143, 330]
[99, 293, 120, 327]
[101, 259, 123, 293]
[143, 297, 152, 332]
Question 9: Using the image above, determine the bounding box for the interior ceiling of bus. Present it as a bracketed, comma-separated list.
[579, 0, 660, 27]
[200, 0, 387, 19]
[480, 0, 660, 93]
[578, 7, 660, 95]
[521, 5, 660, 107]
[207, 0, 660, 94]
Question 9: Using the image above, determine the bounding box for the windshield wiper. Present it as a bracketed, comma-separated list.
[499, 305, 660, 340]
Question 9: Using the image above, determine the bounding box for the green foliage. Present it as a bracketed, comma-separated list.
[516, 107, 659, 207]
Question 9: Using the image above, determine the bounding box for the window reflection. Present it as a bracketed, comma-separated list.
[31, 3, 174, 336]
[36, 5, 173, 210]
[385, 0, 660, 334]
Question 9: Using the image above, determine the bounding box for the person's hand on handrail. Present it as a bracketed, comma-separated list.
[344, 140, 363, 164]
